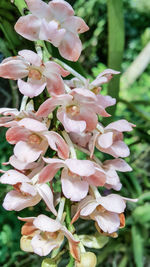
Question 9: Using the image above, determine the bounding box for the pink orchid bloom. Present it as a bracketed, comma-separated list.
[72, 194, 137, 235]
[5, 117, 69, 164]
[103, 158, 132, 191]
[36, 88, 116, 133]
[0, 50, 69, 97]
[65, 68, 120, 92]
[15, 0, 89, 61]
[39, 158, 106, 201]
[19, 215, 80, 260]
[89, 120, 135, 158]
[0, 169, 57, 215]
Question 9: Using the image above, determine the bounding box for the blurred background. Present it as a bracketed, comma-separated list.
[0, 0, 150, 266]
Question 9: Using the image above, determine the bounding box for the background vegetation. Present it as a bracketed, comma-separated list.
[0, 0, 150, 266]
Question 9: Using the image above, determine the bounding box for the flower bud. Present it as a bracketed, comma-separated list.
[76, 252, 97, 267]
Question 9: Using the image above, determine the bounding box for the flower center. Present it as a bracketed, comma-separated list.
[28, 69, 42, 80]
[96, 205, 105, 213]
[66, 105, 80, 116]
[28, 134, 42, 145]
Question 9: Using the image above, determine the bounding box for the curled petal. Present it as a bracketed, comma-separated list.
[18, 50, 42, 66]
[6, 126, 30, 144]
[105, 120, 135, 132]
[33, 214, 61, 232]
[62, 16, 89, 34]
[31, 234, 59, 256]
[98, 132, 113, 149]
[0, 58, 28, 80]
[94, 212, 120, 234]
[25, 0, 52, 19]
[46, 74, 65, 95]
[65, 159, 95, 176]
[43, 131, 69, 159]
[44, 61, 69, 77]
[14, 141, 42, 163]
[49, 0, 74, 22]
[104, 158, 132, 172]
[18, 78, 46, 97]
[97, 194, 126, 213]
[0, 170, 30, 185]
[18, 118, 47, 132]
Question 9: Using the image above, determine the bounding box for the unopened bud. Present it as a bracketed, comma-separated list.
[76, 252, 97, 267]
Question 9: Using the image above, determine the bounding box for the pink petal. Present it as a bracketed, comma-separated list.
[9, 155, 40, 170]
[49, 0, 74, 22]
[76, 107, 98, 132]
[65, 159, 95, 176]
[71, 88, 96, 103]
[94, 212, 120, 234]
[20, 183, 37, 196]
[62, 16, 89, 34]
[80, 201, 99, 217]
[39, 19, 66, 47]
[39, 159, 65, 183]
[86, 166, 106, 186]
[96, 95, 116, 108]
[18, 118, 47, 132]
[59, 32, 82, 61]
[3, 190, 41, 211]
[61, 169, 89, 201]
[104, 158, 132, 172]
[14, 141, 42, 163]
[36, 184, 57, 216]
[98, 132, 113, 148]
[97, 194, 126, 213]
[57, 109, 86, 133]
[18, 50, 42, 66]
[91, 69, 120, 87]
[18, 78, 46, 97]
[105, 120, 135, 132]
[15, 14, 41, 41]
[25, 0, 52, 19]
[69, 132, 91, 148]
[6, 126, 30, 144]
[33, 214, 61, 232]
[46, 74, 65, 95]
[31, 234, 59, 256]
[36, 94, 72, 117]
[108, 141, 130, 158]
[0, 170, 30, 185]
[0, 57, 28, 80]
[44, 61, 69, 77]
[43, 131, 69, 159]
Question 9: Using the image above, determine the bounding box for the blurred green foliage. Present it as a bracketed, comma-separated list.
[0, 0, 150, 266]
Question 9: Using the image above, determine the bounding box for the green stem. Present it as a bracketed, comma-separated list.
[66, 255, 75, 267]
[65, 199, 75, 233]
[13, 0, 27, 15]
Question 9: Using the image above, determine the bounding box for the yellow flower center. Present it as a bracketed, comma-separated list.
[66, 105, 80, 116]
[28, 134, 42, 145]
[28, 69, 42, 80]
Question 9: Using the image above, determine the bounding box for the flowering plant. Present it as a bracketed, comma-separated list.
[0, 0, 137, 266]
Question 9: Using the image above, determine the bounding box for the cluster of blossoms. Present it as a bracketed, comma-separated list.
[0, 0, 137, 266]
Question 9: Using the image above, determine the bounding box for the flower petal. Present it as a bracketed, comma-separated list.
[0, 57, 28, 80]
[105, 120, 135, 132]
[46, 74, 65, 95]
[18, 50, 42, 66]
[25, 0, 52, 19]
[6, 126, 30, 144]
[14, 141, 42, 163]
[62, 16, 89, 34]
[18, 78, 46, 97]
[0, 170, 30, 185]
[31, 234, 59, 256]
[18, 118, 47, 132]
[98, 132, 113, 149]
[104, 158, 132, 172]
[49, 0, 74, 22]
[15, 14, 41, 41]
[33, 214, 61, 232]
[3, 190, 41, 211]
[59, 32, 82, 61]
[97, 194, 126, 213]
[65, 159, 95, 176]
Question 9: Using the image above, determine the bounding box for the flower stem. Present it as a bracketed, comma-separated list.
[20, 95, 28, 111]
[62, 131, 77, 159]
[54, 58, 86, 83]
[57, 197, 66, 222]
[65, 199, 75, 233]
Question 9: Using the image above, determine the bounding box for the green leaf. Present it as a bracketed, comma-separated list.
[132, 204, 150, 224]
[132, 225, 143, 267]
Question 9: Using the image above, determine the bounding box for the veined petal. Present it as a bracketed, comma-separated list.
[104, 158, 132, 172]
[20, 183, 37, 196]
[44, 61, 69, 77]
[31, 234, 59, 256]
[97, 194, 126, 213]
[98, 132, 113, 149]
[9, 155, 40, 170]
[39, 159, 65, 183]
[94, 212, 120, 234]
[105, 120, 135, 132]
[15, 14, 41, 41]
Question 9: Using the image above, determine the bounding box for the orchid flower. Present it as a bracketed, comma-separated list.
[5, 117, 69, 164]
[36, 88, 116, 133]
[15, 0, 89, 61]
[0, 169, 57, 215]
[0, 50, 69, 97]
[39, 158, 106, 201]
[19, 214, 80, 260]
